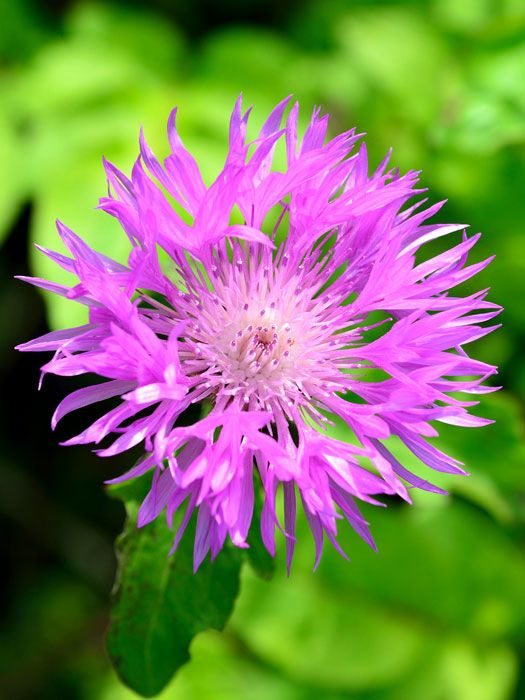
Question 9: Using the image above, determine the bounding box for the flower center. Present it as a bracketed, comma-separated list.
[177, 259, 322, 412]
[228, 321, 295, 379]
[175, 249, 348, 421]
[194, 300, 303, 408]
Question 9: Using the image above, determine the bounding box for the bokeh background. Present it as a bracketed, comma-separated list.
[1, 1, 524, 698]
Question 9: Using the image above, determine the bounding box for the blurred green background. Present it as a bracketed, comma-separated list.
[1, 0, 524, 698]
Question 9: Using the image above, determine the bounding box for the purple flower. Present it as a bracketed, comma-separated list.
[17, 96, 499, 572]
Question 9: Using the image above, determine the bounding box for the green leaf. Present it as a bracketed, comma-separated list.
[107, 483, 242, 697]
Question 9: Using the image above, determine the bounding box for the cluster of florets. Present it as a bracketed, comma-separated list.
[18, 96, 499, 571]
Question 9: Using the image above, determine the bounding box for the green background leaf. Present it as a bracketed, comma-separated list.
[107, 485, 242, 697]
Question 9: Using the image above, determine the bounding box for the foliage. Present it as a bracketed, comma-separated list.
[106, 478, 242, 696]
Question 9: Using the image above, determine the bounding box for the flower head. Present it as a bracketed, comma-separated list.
[17, 96, 499, 571]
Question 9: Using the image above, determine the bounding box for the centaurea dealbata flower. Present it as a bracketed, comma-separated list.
[17, 96, 499, 572]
